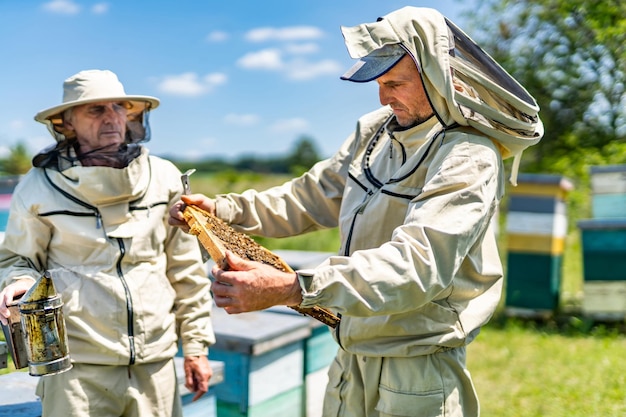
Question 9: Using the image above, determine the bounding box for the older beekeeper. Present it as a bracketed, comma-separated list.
[0, 69, 215, 417]
[169, 7, 543, 417]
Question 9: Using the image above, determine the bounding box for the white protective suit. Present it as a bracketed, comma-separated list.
[0, 148, 215, 365]
[214, 7, 543, 417]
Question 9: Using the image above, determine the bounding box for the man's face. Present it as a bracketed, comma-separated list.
[64, 101, 128, 153]
[376, 55, 434, 127]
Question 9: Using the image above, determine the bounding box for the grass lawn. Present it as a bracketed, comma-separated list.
[469, 318, 626, 416]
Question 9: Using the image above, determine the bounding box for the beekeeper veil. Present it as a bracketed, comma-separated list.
[340, 7, 544, 185]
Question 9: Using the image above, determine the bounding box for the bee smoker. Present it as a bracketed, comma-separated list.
[3, 270, 72, 376]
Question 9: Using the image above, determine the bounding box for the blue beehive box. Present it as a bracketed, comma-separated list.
[267, 305, 338, 417]
[268, 251, 339, 417]
[208, 308, 311, 417]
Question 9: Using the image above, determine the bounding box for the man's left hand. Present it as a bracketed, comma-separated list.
[183, 355, 213, 401]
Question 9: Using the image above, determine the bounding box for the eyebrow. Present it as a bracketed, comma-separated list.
[378, 78, 410, 86]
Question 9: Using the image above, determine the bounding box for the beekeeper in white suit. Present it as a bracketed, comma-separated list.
[170, 7, 543, 417]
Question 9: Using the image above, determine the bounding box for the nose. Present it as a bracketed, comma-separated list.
[378, 86, 391, 106]
[101, 105, 118, 122]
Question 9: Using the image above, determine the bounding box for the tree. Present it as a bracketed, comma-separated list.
[0, 141, 32, 175]
[285, 136, 322, 175]
[467, 0, 626, 174]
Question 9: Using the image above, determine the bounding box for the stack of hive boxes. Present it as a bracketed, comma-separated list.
[504, 173, 573, 316]
[579, 165, 626, 319]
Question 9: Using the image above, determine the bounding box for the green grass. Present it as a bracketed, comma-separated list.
[469, 318, 626, 416]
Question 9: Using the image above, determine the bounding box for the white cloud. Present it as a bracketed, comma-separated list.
[270, 118, 309, 133]
[237, 49, 341, 80]
[237, 26, 339, 81]
[91, 3, 109, 14]
[284, 42, 319, 55]
[206, 31, 229, 42]
[204, 73, 227, 85]
[156, 72, 227, 97]
[42, 0, 81, 14]
[245, 26, 324, 42]
[237, 49, 283, 70]
[285, 59, 343, 80]
[224, 113, 261, 126]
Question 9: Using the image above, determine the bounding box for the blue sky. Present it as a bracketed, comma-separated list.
[0, 0, 475, 161]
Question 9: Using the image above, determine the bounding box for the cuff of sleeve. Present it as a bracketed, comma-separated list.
[215, 197, 235, 223]
[296, 269, 317, 293]
[182, 342, 209, 358]
[296, 269, 321, 309]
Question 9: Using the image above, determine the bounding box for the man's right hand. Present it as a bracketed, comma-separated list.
[0, 280, 35, 326]
[168, 193, 216, 231]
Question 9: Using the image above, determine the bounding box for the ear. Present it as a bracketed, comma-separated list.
[63, 119, 75, 132]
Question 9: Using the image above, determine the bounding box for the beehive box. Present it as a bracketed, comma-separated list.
[208, 308, 311, 417]
[590, 165, 626, 219]
[590, 165, 626, 194]
[582, 281, 626, 319]
[268, 305, 338, 417]
[578, 219, 626, 281]
[505, 174, 573, 314]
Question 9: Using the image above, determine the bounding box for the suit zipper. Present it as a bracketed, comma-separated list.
[115, 238, 136, 365]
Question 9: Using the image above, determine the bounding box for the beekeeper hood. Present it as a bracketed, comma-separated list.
[340, 7, 544, 185]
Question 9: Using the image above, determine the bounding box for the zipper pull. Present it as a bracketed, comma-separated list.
[96, 212, 102, 229]
[355, 190, 374, 215]
[387, 128, 396, 159]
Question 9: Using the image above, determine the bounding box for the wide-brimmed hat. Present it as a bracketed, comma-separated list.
[35, 69, 160, 140]
[340, 44, 407, 83]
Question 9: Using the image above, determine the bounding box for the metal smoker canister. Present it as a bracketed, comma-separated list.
[18, 270, 72, 376]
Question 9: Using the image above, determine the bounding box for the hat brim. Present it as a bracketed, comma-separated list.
[34, 95, 160, 123]
[340, 50, 406, 83]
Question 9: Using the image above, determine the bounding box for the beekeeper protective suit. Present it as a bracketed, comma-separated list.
[211, 7, 543, 417]
[0, 69, 215, 417]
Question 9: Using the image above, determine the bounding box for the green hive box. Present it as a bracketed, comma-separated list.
[579, 219, 626, 281]
[506, 253, 562, 310]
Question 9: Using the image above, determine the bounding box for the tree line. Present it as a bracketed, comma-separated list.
[0, 136, 323, 177]
[168, 136, 322, 177]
